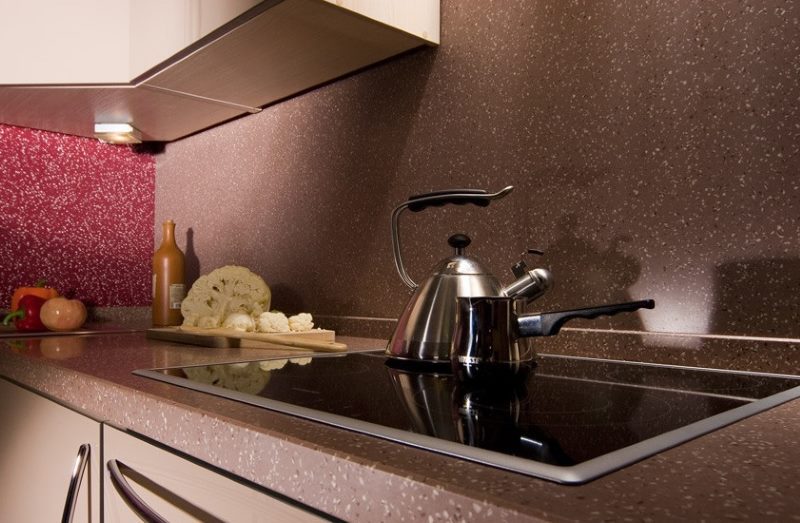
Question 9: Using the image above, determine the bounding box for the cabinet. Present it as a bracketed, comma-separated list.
[0, 375, 333, 522]
[0, 0, 261, 84]
[0, 0, 439, 142]
[0, 378, 101, 523]
[103, 425, 331, 522]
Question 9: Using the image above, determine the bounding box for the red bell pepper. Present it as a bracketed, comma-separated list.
[2, 294, 48, 332]
[9, 279, 58, 311]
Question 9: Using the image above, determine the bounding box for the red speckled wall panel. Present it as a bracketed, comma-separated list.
[0, 124, 155, 308]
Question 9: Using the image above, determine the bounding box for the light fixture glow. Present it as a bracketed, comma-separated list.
[94, 123, 142, 144]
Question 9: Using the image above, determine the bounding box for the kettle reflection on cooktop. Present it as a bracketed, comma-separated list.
[386, 364, 574, 466]
[135, 351, 800, 484]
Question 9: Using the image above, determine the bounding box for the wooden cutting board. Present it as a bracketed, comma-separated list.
[146, 326, 347, 352]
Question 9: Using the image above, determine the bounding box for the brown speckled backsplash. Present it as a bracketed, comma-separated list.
[156, 0, 799, 340]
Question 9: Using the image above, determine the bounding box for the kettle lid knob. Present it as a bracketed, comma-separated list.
[448, 233, 471, 254]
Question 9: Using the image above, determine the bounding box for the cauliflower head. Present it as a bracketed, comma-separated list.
[181, 265, 270, 328]
[184, 362, 270, 394]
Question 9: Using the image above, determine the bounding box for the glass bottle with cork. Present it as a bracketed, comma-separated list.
[152, 219, 185, 326]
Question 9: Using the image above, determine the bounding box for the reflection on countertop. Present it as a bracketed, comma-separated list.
[0, 324, 143, 338]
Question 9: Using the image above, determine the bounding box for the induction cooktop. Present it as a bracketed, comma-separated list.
[134, 352, 800, 484]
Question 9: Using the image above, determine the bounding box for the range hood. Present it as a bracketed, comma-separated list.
[0, 0, 439, 142]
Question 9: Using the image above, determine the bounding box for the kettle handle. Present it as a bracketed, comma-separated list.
[406, 187, 513, 212]
[391, 186, 514, 289]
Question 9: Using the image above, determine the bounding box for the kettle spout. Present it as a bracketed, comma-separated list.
[502, 268, 553, 303]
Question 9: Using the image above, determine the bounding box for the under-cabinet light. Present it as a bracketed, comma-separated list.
[94, 123, 142, 144]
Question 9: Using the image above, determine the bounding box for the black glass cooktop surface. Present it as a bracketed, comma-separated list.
[135, 352, 800, 484]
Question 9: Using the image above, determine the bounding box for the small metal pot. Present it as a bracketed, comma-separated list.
[451, 297, 655, 382]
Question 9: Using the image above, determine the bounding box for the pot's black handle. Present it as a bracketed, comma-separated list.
[521, 299, 655, 337]
[407, 186, 513, 212]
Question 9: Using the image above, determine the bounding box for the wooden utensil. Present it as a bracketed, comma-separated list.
[146, 326, 347, 353]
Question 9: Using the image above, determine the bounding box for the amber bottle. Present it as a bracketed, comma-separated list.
[152, 220, 185, 326]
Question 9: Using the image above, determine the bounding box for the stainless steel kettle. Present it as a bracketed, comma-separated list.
[386, 186, 553, 364]
[386, 185, 655, 369]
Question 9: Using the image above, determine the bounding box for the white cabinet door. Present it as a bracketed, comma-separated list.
[0, 378, 101, 523]
[103, 425, 332, 522]
[0, 0, 261, 84]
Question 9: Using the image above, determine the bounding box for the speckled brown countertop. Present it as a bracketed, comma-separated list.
[1, 330, 799, 522]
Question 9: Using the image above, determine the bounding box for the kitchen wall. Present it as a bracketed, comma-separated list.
[156, 0, 799, 339]
[0, 124, 155, 308]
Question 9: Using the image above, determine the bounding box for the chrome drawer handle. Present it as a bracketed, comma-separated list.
[107, 459, 169, 523]
[61, 444, 90, 523]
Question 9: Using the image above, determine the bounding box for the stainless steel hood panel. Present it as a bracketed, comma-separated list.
[0, 0, 436, 142]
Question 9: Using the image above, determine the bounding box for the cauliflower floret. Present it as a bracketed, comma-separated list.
[222, 312, 255, 332]
[289, 357, 312, 366]
[181, 265, 270, 328]
[258, 359, 288, 372]
[288, 312, 314, 332]
[256, 311, 290, 333]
